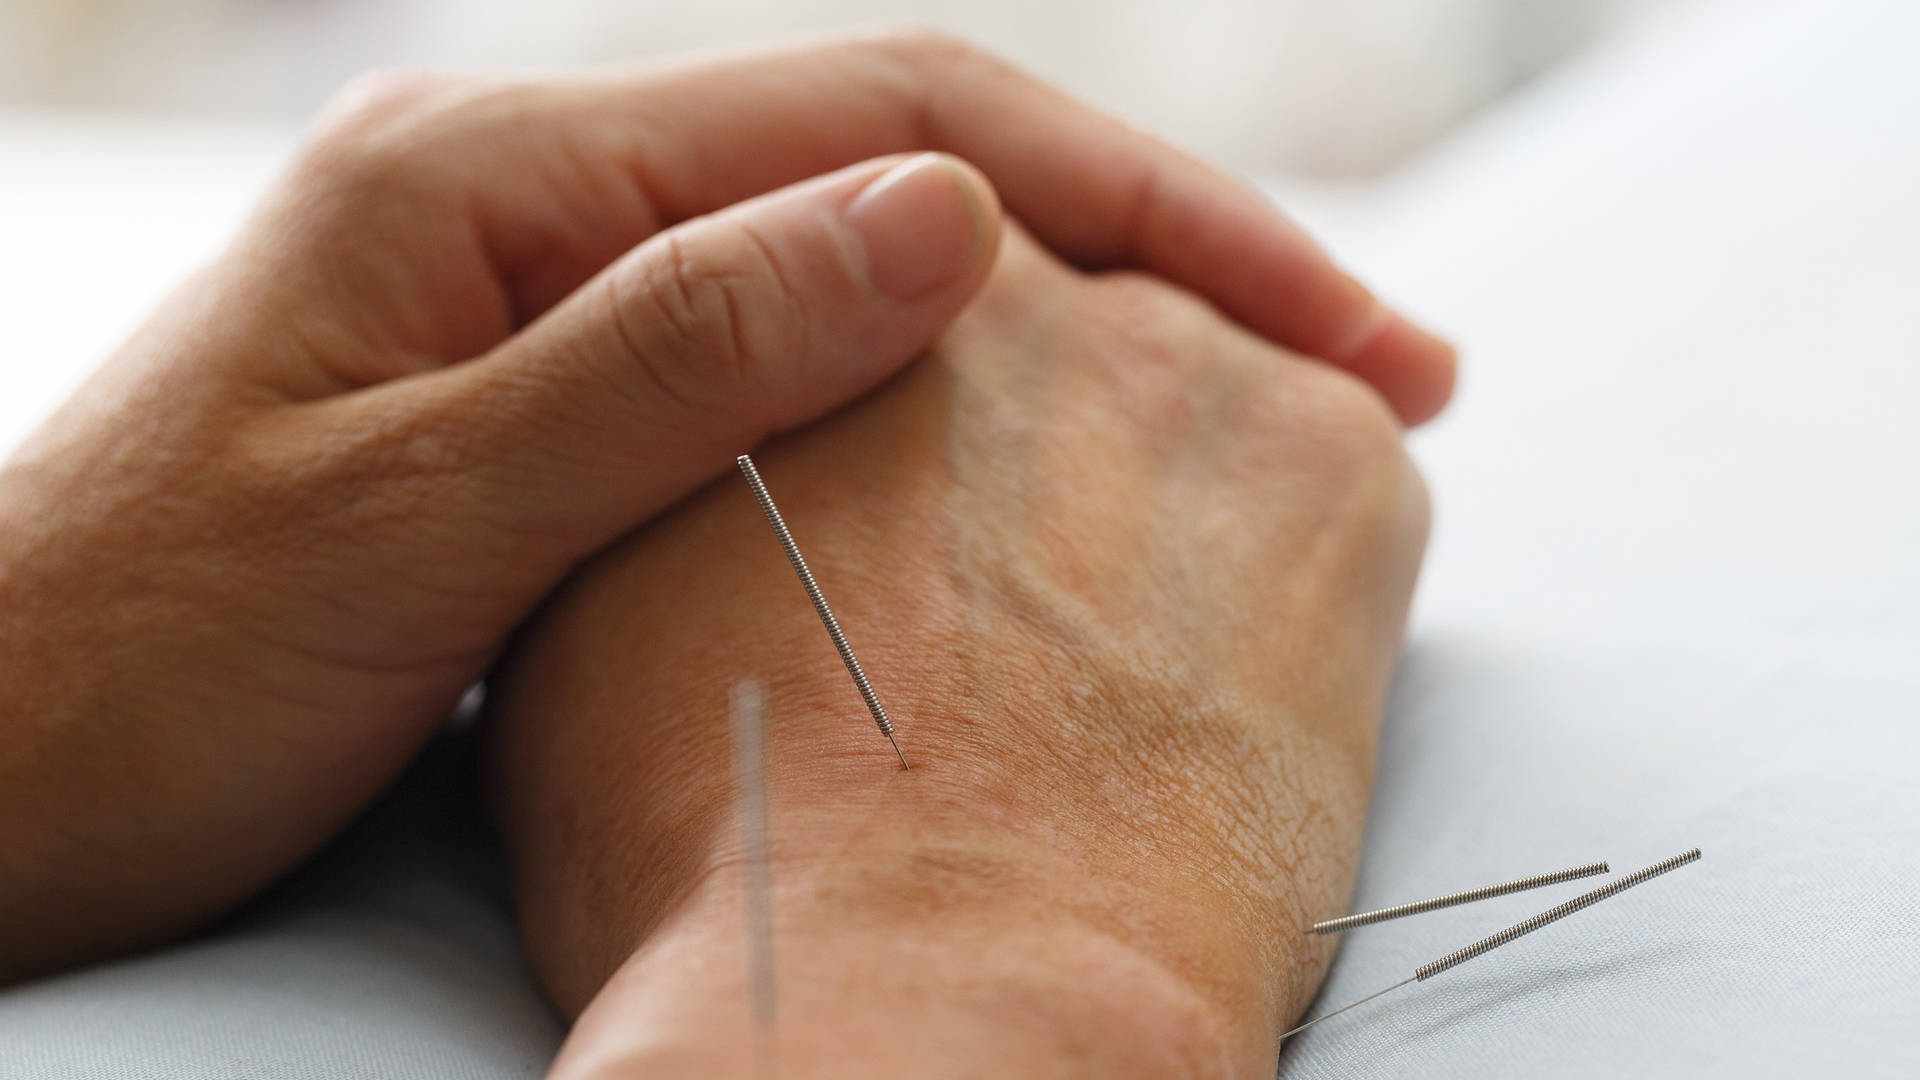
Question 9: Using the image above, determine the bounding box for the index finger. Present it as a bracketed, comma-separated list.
[481, 31, 1455, 422]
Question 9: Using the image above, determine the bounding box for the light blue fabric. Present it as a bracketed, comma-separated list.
[0, 734, 565, 1079]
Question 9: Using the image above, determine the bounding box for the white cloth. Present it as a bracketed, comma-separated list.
[1279, 0, 1920, 1075]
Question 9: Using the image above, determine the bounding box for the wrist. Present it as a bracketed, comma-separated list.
[550, 855, 1259, 1079]
[497, 677, 1351, 1076]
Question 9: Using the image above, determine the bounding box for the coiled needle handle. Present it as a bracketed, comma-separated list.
[1280, 848, 1702, 1043]
[1414, 848, 1700, 980]
[738, 454, 909, 769]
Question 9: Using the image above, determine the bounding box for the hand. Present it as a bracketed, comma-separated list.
[485, 226, 1432, 1077]
[0, 30, 1450, 982]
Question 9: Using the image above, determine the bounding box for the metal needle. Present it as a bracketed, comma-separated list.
[737, 454, 909, 769]
[1281, 848, 1702, 1043]
[730, 681, 777, 1079]
[1278, 977, 1416, 1042]
[1309, 860, 1611, 935]
[1412, 848, 1701, 981]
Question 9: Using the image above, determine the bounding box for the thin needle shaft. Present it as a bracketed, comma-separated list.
[737, 454, 909, 769]
[1278, 978, 1414, 1042]
[1281, 848, 1702, 1044]
[730, 681, 777, 1079]
[1310, 860, 1611, 935]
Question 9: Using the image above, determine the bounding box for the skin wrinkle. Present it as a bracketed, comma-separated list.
[1077, 659, 1317, 970]
[734, 216, 815, 384]
[512, 689, 731, 1010]
[196, 419, 510, 673]
[301, 177, 478, 377]
[605, 36, 933, 227]
[582, 68, 714, 229]
[594, 876, 1244, 1078]
[253, 177, 510, 393]
[483, 84, 664, 323]
[884, 31, 975, 178]
[606, 242, 711, 422]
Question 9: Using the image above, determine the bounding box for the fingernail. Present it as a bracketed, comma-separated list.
[844, 153, 985, 302]
[1398, 312, 1456, 370]
[1347, 309, 1460, 424]
[1350, 309, 1453, 367]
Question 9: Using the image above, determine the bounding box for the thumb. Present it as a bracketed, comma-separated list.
[405, 152, 1000, 561]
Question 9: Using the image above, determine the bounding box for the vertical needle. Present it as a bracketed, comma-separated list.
[731, 681, 777, 1079]
[737, 454, 909, 769]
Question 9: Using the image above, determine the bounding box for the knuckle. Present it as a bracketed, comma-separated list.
[317, 68, 452, 137]
[300, 69, 471, 194]
[854, 24, 1014, 105]
[613, 229, 806, 416]
[1080, 271, 1217, 377]
[860, 24, 980, 67]
[321, 400, 474, 498]
[1093, 270, 1213, 331]
[1043, 269, 1240, 433]
[1263, 360, 1426, 528]
[1283, 362, 1405, 466]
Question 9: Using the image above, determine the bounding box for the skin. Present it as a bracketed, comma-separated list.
[486, 226, 1432, 1077]
[0, 30, 1453, 984]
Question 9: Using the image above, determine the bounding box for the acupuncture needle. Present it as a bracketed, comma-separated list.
[1309, 860, 1611, 935]
[737, 454, 909, 769]
[1280, 847, 1703, 1043]
[730, 681, 777, 1079]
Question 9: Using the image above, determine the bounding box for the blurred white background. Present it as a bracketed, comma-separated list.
[1, 0, 1672, 178]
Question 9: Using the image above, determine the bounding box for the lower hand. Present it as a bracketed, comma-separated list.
[487, 226, 1432, 1076]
